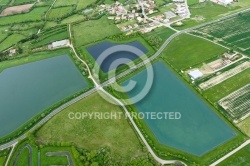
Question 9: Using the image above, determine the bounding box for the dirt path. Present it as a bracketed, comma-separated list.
[13, 144, 32, 166]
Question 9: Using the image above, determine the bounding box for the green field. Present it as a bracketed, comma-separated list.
[0, 7, 48, 26]
[154, 0, 171, 7]
[0, 33, 26, 52]
[61, 14, 85, 24]
[48, 6, 73, 20]
[193, 11, 250, 56]
[238, 116, 250, 137]
[143, 26, 175, 48]
[0, 156, 6, 166]
[203, 68, 250, 103]
[9, 142, 38, 166]
[32, 26, 69, 48]
[72, 16, 121, 47]
[161, 33, 227, 70]
[54, 0, 78, 7]
[187, 0, 199, 5]
[36, 92, 146, 161]
[13, 0, 36, 5]
[218, 144, 250, 166]
[16, 148, 29, 166]
[0, 0, 9, 5]
[176, 1, 250, 30]
[0, 33, 8, 42]
[54, 0, 96, 10]
[76, 0, 95, 10]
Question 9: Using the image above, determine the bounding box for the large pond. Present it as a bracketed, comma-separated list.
[86, 41, 148, 73]
[0, 55, 88, 137]
[122, 61, 236, 156]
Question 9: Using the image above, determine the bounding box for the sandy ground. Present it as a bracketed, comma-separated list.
[0, 4, 34, 16]
[199, 61, 250, 89]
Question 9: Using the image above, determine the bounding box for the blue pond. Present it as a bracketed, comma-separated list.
[122, 61, 236, 156]
[0, 55, 88, 137]
[86, 41, 148, 73]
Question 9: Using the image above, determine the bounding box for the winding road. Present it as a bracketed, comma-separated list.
[1, 4, 250, 166]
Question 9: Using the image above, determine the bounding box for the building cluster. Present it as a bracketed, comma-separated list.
[141, 0, 189, 24]
[188, 51, 242, 81]
[98, 0, 189, 34]
[172, 0, 189, 17]
[99, 2, 142, 22]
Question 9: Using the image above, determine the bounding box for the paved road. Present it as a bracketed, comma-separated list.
[210, 139, 250, 166]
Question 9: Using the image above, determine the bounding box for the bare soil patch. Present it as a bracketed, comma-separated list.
[0, 4, 34, 16]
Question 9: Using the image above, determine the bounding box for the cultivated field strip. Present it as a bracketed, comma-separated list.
[192, 11, 250, 55]
[219, 84, 250, 120]
[199, 61, 250, 90]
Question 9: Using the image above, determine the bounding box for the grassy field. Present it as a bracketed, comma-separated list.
[0, 156, 6, 166]
[48, 6, 73, 20]
[218, 144, 250, 166]
[76, 0, 95, 10]
[193, 11, 250, 56]
[0, 33, 8, 42]
[238, 116, 250, 137]
[175, 1, 250, 30]
[36, 92, 146, 161]
[143, 26, 175, 48]
[0, 48, 71, 72]
[61, 14, 85, 24]
[0, 0, 9, 5]
[154, 0, 171, 7]
[32, 26, 69, 48]
[9, 141, 38, 166]
[54, 0, 78, 7]
[9, 22, 42, 31]
[0, 33, 26, 52]
[13, 0, 36, 5]
[203, 68, 250, 103]
[187, 0, 199, 5]
[16, 148, 29, 166]
[0, 7, 48, 26]
[72, 16, 121, 47]
[54, 0, 96, 10]
[161, 34, 227, 70]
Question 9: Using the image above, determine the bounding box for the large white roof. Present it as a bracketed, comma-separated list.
[218, 0, 233, 4]
[52, 39, 69, 48]
[188, 69, 203, 80]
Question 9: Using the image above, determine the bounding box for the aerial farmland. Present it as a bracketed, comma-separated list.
[0, 0, 250, 165]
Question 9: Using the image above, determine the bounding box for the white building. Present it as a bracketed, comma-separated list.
[212, 0, 234, 5]
[220, 0, 234, 4]
[51, 39, 69, 49]
[188, 69, 203, 80]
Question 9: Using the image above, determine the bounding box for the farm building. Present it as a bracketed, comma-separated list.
[188, 69, 203, 80]
[49, 39, 70, 49]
